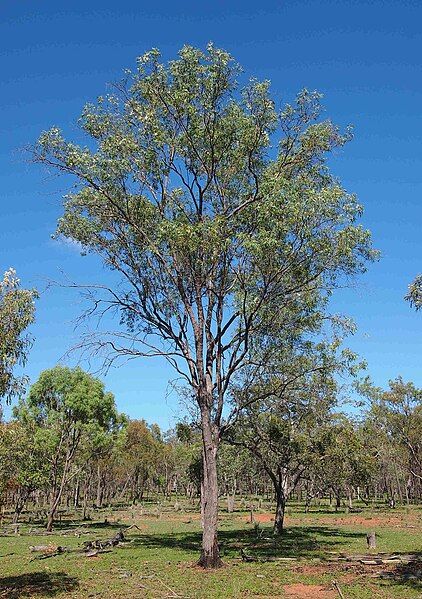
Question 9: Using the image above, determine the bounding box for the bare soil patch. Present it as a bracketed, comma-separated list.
[288, 514, 420, 529]
[283, 583, 336, 598]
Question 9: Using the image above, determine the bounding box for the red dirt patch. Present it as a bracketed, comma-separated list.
[287, 514, 420, 529]
[283, 583, 336, 598]
[248, 513, 274, 523]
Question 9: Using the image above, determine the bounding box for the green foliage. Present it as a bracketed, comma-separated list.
[362, 377, 422, 485]
[13, 366, 119, 513]
[315, 415, 377, 496]
[0, 421, 50, 499]
[23, 365, 116, 427]
[406, 274, 422, 310]
[33, 43, 376, 399]
[0, 269, 37, 404]
[121, 419, 165, 498]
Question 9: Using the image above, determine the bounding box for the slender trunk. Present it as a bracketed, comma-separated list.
[96, 463, 103, 508]
[82, 476, 89, 520]
[46, 465, 69, 532]
[273, 486, 286, 535]
[335, 493, 341, 511]
[197, 404, 222, 568]
[74, 479, 80, 509]
[13, 490, 28, 524]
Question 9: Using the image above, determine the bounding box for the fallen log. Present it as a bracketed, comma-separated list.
[29, 546, 66, 561]
[83, 529, 125, 552]
[327, 553, 420, 565]
[29, 544, 64, 554]
[240, 548, 255, 562]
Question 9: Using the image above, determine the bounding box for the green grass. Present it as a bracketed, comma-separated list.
[0, 501, 421, 597]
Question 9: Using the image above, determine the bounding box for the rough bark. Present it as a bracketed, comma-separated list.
[13, 490, 28, 524]
[197, 404, 223, 568]
[273, 486, 286, 535]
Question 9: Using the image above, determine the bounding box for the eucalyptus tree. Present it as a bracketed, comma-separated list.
[14, 366, 118, 531]
[34, 45, 376, 566]
[361, 377, 422, 499]
[228, 333, 360, 533]
[122, 419, 163, 503]
[312, 415, 376, 509]
[0, 269, 37, 405]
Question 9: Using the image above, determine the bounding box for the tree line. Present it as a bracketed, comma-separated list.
[1, 365, 421, 537]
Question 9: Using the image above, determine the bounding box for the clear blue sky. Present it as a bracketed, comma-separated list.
[1, 0, 421, 428]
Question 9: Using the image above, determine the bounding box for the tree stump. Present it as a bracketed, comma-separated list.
[366, 531, 376, 550]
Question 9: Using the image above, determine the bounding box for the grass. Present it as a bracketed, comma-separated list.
[0, 499, 421, 598]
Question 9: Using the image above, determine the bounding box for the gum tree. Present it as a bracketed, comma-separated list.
[0, 269, 37, 405]
[228, 332, 361, 534]
[14, 366, 118, 531]
[34, 44, 376, 567]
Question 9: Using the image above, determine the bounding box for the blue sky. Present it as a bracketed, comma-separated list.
[1, 0, 421, 428]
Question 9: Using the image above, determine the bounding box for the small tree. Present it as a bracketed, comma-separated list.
[0, 269, 37, 405]
[229, 334, 358, 533]
[362, 377, 422, 499]
[0, 420, 50, 522]
[123, 419, 163, 503]
[14, 365, 118, 531]
[34, 44, 376, 566]
[313, 416, 376, 510]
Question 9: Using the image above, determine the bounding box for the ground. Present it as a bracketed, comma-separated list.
[0, 499, 421, 598]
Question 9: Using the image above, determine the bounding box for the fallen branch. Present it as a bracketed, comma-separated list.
[83, 529, 125, 552]
[332, 580, 346, 599]
[240, 548, 256, 562]
[125, 524, 143, 533]
[30, 546, 66, 561]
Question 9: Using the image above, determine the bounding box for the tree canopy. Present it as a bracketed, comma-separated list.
[14, 365, 118, 530]
[0, 269, 37, 405]
[406, 275, 422, 310]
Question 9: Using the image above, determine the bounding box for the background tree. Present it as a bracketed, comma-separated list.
[0, 268, 37, 405]
[228, 332, 360, 533]
[34, 44, 376, 566]
[122, 419, 164, 503]
[1, 420, 50, 523]
[312, 415, 376, 510]
[361, 377, 422, 502]
[14, 365, 118, 531]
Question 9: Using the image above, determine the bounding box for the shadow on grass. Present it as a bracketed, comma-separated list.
[0, 572, 79, 598]
[36, 520, 125, 533]
[380, 556, 422, 592]
[126, 525, 364, 560]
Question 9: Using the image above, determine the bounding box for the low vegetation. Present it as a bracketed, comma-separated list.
[1, 499, 421, 598]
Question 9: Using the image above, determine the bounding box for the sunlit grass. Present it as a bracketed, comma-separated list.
[0, 500, 421, 598]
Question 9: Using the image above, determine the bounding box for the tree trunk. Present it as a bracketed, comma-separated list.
[335, 493, 341, 511]
[82, 476, 89, 520]
[96, 463, 103, 508]
[13, 490, 28, 524]
[273, 484, 287, 535]
[227, 494, 235, 513]
[74, 479, 80, 509]
[46, 466, 69, 532]
[197, 405, 222, 568]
